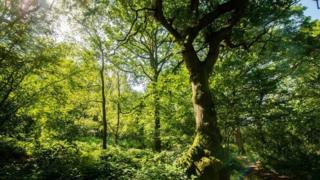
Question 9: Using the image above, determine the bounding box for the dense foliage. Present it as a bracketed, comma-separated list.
[0, 0, 319, 179]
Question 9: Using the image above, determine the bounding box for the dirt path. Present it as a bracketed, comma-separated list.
[241, 161, 290, 180]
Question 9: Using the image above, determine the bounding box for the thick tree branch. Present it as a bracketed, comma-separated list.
[139, 63, 153, 81]
[187, 0, 245, 43]
[204, 42, 220, 74]
[152, 0, 183, 41]
[172, 60, 184, 73]
[200, 0, 248, 72]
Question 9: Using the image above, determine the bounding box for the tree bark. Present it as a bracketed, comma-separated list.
[231, 88, 245, 155]
[153, 73, 161, 152]
[179, 45, 229, 180]
[235, 127, 245, 155]
[115, 72, 121, 145]
[100, 58, 107, 150]
[151, 0, 250, 178]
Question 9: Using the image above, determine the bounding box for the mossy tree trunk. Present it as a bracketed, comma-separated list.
[178, 44, 229, 180]
[151, 0, 248, 178]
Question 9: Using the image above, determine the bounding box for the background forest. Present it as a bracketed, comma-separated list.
[0, 0, 319, 179]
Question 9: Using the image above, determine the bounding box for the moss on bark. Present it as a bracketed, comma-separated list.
[178, 133, 229, 180]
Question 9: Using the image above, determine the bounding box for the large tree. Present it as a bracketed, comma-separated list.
[134, 0, 300, 178]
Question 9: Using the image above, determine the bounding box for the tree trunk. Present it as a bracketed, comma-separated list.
[235, 127, 245, 155]
[179, 47, 229, 180]
[153, 74, 161, 152]
[115, 72, 121, 145]
[100, 62, 107, 149]
[257, 93, 266, 144]
[231, 89, 245, 155]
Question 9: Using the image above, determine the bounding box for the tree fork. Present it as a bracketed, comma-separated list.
[151, 0, 249, 178]
[177, 59, 229, 179]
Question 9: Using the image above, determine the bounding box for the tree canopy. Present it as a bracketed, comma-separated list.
[0, 0, 319, 179]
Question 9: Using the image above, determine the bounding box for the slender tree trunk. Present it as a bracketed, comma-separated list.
[179, 46, 228, 180]
[100, 59, 107, 149]
[231, 89, 245, 155]
[153, 73, 161, 152]
[115, 72, 121, 145]
[235, 127, 245, 155]
[257, 93, 265, 144]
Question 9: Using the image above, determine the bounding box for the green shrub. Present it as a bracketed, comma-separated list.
[0, 137, 27, 161]
[1, 140, 190, 180]
[246, 123, 320, 180]
[88, 147, 188, 180]
[134, 150, 188, 180]
[33, 141, 82, 179]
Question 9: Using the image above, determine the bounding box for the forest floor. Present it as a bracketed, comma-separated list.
[1, 137, 294, 180]
[242, 161, 290, 180]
